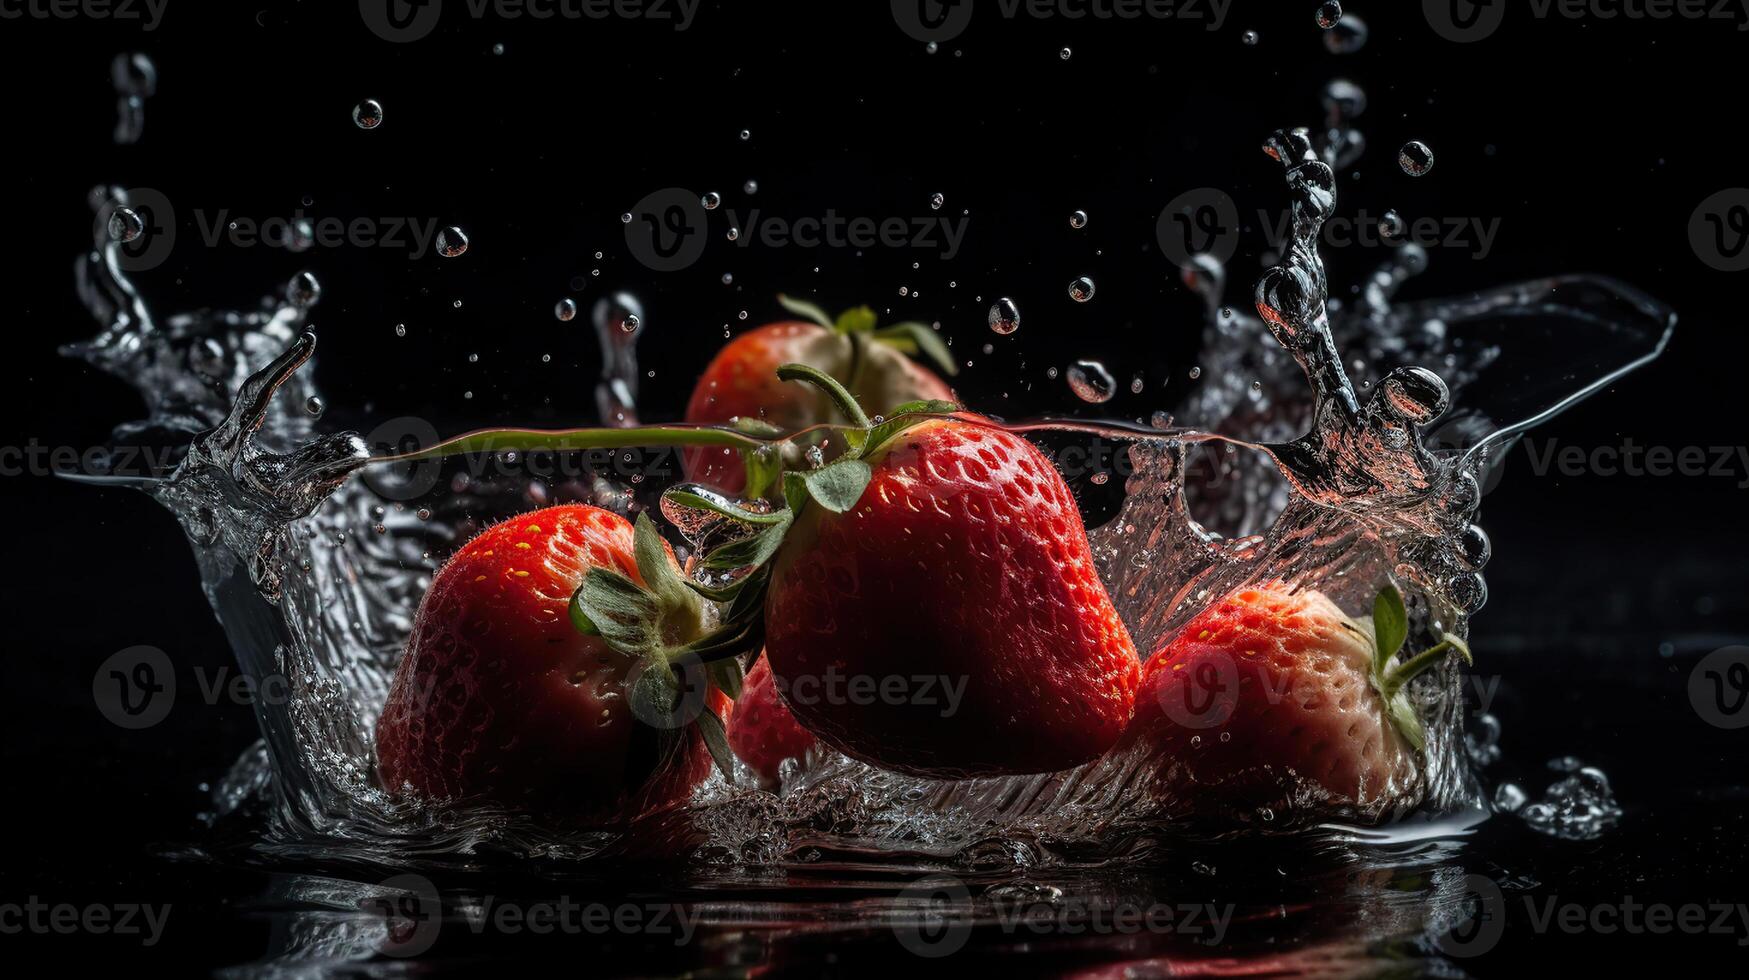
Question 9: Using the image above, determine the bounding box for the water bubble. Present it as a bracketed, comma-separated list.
[930, 192, 945, 210]
[1381, 209, 1407, 240]
[1149, 410, 1173, 429]
[721, 273, 734, 285]
[1059, 47, 1072, 60]
[1322, 79, 1367, 121]
[1398, 141, 1435, 177]
[622, 313, 641, 333]
[1130, 372, 1145, 394]
[352, 99, 384, 130]
[1188, 365, 1202, 380]
[1315, 2, 1342, 29]
[987, 298, 1020, 335]
[554, 298, 577, 322]
[1242, 30, 1260, 45]
[739, 128, 751, 140]
[743, 180, 759, 194]
[492, 42, 506, 55]
[1046, 366, 1059, 380]
[287, 271, 322, 308]
[926, 41, 938, 54]
[620, 212, 633, 224]
[1067, 277, 1096, 302]
[304, 396, 325, 417]
[1069, 209, 1088, 229]
[436, 227, 470, 258]
[701, 191, 721, 210]
[726, 227, 739, 241]
[394, 323, 407, 337]
[1090, 472, 1109, 485]
[1322, 14, 1368, 53]
[1066, 360, 1116, 403]
[1493, 783, 1527, 813]
[107, 206, 145, 243]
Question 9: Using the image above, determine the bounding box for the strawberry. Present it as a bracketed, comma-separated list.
[1122, 582, 1469, 822]
[725, 653, 818, 785]
[759, 406, 1141, 778]
[375, 504, 733, 822]
[683, 297, 955, 494]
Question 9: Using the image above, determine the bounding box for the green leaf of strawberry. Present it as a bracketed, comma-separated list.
[776, 293, 837, 330]
[873, 320, 959, 377]
[1372, 583, 1408, 674]
[784, 458, 873, 515]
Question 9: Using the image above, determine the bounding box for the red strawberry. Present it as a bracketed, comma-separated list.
[1122, 582, 1469, 822]
[761, 412, 1141, 778]
[726, 653, 818, 785]
[683, 299, 955, 494]
[375, 504, 728, 822]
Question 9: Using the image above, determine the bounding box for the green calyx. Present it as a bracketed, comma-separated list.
[777, 293, 959, 378]
[555, 365, 960, 782]
[1366, 583, 1473, 752]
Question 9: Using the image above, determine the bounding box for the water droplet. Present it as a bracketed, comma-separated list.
[1322, 79, 1366, 121]
[1059, 47, 1072, 60]
[701, 191, 721, 210]
[1067, 277, 1096, 302]
[394, 322, 407, 337]
[1323, 14, 1368, 54]
[107, 206, 144, 243]
[437, 226, 470, 258]
[739, 128, 751, 140]
[554, 298, 577, 322]
[304, 396, 325, 417]
[726, 227, 739, 241]
[1188, 365, 1202, 380]
[352, 98, 383, 130]
[1130, 373, 1145, 394]
[1090, 472, 1109, 485]
[492, 42, 506, 55]
[619, 212, 633, 224]
[1398, 141, 1435, 177]
[930, 192, 945, 210]
[1149, 410, 1173, 429]
[1315, 1, 1342, 29]
[1046, 366, 1059, 380]
[1381, 209, 1407, 239]
[987, 298, 1021, 335]
[621, 313, 641, 333]
[743, 180, 759, 194]
[1068, 209, 1088, 229]
[1066, 360, 1116, 403]
[721, 273, 734, 285]
[287, 271, 322, 308]
[1242, 30, 1260, 45]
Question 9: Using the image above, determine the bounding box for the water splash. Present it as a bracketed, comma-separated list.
[63, 116, 1672, 868]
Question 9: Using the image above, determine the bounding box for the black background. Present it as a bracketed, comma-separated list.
[3, 0, 1747, 973]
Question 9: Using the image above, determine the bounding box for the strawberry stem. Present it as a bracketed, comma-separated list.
[777, 362, 872, 429]
[380, 424, 766, 464]
[1380, 634, 1472, 700]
